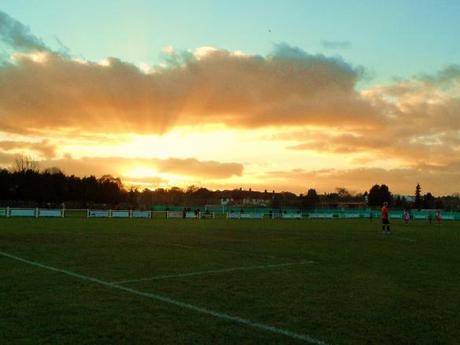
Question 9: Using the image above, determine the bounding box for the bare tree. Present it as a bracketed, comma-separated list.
[12, 155, 39, 173]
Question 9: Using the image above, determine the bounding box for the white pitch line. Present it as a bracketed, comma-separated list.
[0, 250, 328, 345]
[112, 261, 314, 284]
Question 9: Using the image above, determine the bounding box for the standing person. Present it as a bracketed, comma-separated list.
[435, 209, 442, 225]
[403, 209, 410, 224]
[381, 202, 391, 234]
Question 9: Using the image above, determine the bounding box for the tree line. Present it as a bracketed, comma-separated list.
[0, 157, 458, 210]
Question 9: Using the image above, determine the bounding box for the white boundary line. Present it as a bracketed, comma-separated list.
[0, 250, 328, 345]
[112, 261, 314, 284]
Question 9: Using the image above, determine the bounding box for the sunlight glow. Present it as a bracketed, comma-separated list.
[123, 166, 157, 179]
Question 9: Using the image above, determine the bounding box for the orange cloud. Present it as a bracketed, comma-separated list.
[261, 164, 460, 195]
[0, 45, 380, 135]
[1, 11, 459, 195]
[0, 139, 56, 158]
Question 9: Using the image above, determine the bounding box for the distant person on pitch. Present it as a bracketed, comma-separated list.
[435, 209, 442, 224]
[381, 202, 391, 234]
[403, 209, 410, 224]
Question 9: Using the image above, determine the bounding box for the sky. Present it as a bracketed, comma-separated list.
[0, 0, 459, 195]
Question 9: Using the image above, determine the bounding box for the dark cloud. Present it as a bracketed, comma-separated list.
[420, 64, 460, 85]
[0, 10, 48, 52]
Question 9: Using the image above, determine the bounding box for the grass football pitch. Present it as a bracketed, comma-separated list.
[1, 218, 459, 345]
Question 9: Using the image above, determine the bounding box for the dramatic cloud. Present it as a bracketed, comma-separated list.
[0, 139, 56, 158]
[278, 65, 460, 167]
[0, 12, 458, 194]
[0, 41, 379, 135]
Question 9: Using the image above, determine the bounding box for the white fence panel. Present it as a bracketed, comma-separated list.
[167, 211, 183, 219]
[111, 210, 130, 218]
[308, 213, 334, 219]
[227, 213, 264, 219]
[200, 212, 215, 219]
[186, 212, 199, 219]
[227, 212, 240, 219]
[39, 209, 63, 217]
[88, 210, 110, 218]
[281, 213, 302, 219]
[132, 211, 151, 218]
[10, 209, 35, 217]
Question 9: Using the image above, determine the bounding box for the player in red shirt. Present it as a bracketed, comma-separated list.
[381, 202, 391, 234]
[435, 209, 442, 224]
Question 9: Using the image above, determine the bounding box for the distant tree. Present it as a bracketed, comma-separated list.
[12, 155, 39, 173]
[394, 195, 410, 209]
[302, 188, 319, 209]
[423, 192, 435, 209]
[415, 183, 422, 210]
[271, 193, 282, 209]
[336, 187, 352, 200]
[368, 185, 381, 206]
[169, 187, 184, 205]
[127, 187, 140, 208]
[435, 198, 444, 210]
[368, 184, 392, 206]
[380, 184, 392, 204]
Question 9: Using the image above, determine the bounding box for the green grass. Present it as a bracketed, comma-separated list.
[1, 218, 459, 345]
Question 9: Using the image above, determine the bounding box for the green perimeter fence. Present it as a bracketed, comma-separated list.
[150, 206, 460, 220]
[1, 207, 459, 220]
